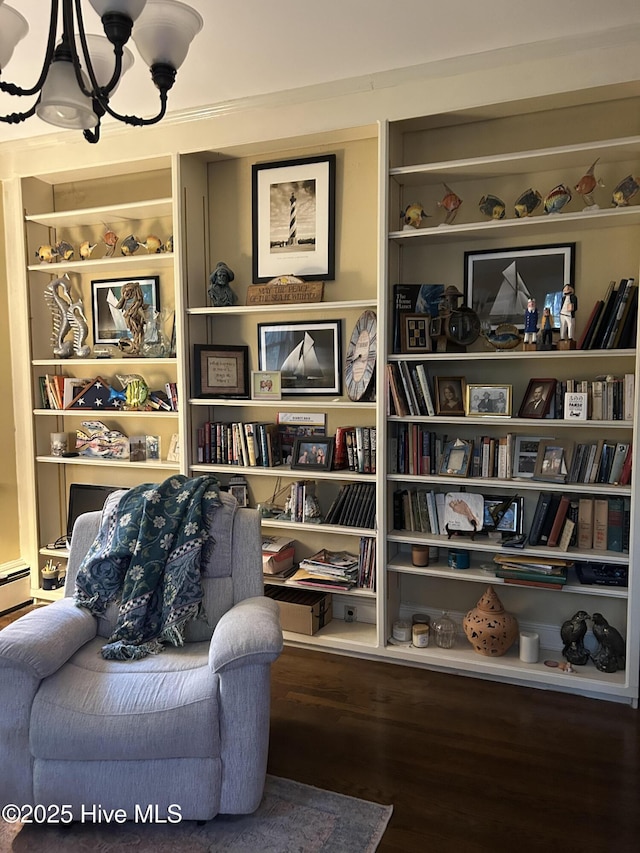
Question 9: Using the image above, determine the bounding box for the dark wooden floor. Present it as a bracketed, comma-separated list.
[4, 605, 639, 851]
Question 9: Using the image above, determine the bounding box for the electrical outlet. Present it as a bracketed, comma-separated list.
[344, 605, 357, 623]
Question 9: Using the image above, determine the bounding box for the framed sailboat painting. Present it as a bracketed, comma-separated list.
[257, 320, 342, 395]
[464, 243, 575, 330]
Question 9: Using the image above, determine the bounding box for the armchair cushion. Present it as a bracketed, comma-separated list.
[209, 597, 283, 673]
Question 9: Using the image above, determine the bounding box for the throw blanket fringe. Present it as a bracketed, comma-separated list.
[75, 475, 220, 660]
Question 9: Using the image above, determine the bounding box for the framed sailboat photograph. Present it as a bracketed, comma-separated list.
[464, 243, 574, 330]
[257, 320, 342, 396]
[91, 276, 160, 346]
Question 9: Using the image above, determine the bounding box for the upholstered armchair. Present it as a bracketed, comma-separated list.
[0, 491, 283, 821]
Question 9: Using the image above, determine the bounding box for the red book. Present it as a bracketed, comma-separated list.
[547, 495, 571, 548]
[578, 299, 603, 349]
[619, 444, 633, 486]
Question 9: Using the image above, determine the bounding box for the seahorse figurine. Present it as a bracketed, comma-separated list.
[67, 298, 91, 358]
[44, 274, 74, 358]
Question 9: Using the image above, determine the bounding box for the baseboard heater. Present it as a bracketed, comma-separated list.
[0, 567, 32, 616]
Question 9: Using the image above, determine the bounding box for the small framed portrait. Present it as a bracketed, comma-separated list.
[435, 376, 466, 416]
[438, 438, 473, 477]
[290, 436, 334, 471]
[483, 495, 524, 534]
[513, 435, 547, 478]
[400, 314, 431, 353]
[228, 476, 249, 507]
[518, 378, 556, 419]
[145, 435, 161, 460]
[534, 439, 573, 483]
[466, 384, 512, 417]
[252, 370, 282, 400]
[193, 344, 250, 398]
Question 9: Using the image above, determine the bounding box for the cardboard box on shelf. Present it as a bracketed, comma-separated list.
[264, 585, 332, 635]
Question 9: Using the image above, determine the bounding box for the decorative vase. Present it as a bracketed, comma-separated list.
[463, 585, 518, 656]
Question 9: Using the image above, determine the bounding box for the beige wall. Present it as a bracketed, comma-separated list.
[0, 192, 20, 560]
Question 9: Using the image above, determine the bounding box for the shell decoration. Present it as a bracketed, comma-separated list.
[543, 183, 572, 214]
[401, 202, 428, 229]
[120, 234, 140, 256]
[575, 157, 604, 207]
[514, 188, 542, 218]
[438, 183, 462, 225]
[478, 194, 506, 220]
[611, 174, 640, 207]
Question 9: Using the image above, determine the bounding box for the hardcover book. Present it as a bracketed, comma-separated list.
[392, 284, 445, 353]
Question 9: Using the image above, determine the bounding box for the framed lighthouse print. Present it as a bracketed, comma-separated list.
[252, 154, 336, 283]
[464, 243, 574, 330]
[257, 320, 342, 396]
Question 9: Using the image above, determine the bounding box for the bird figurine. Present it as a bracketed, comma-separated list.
[79, 240, 97, 260]
[591, 613, 626, 673]
[102, 228, 119, 257]
[514, 188, 542, 218]
[560, 610, 591, 666]
[543, 183, 572, 214]
[575, 157, 604, 209]
[400, 203, 428, 229]
[611, 174, 640, 207]
[120, 234, 140, 256]
[438, 183, 462, 225]
[55, 240, 74, 261]
[138, 234, 163, 253]
[478, 194, 506, 220]
[35, 244, 58, 263]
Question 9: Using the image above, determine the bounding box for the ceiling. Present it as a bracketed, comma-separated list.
[1, 0, 640, 144]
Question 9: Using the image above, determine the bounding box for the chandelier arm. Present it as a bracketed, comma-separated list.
[0, 102, 38, 125]
[73, 0, 124, 99]
[100, 91, 169, 127]
[0, 0, 59, 98]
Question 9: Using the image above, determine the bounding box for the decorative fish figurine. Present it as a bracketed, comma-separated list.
[120, 234, 140, 256]
[480, 323, 523, 350]
[163, 235, 174, 253]
[575, 158, 604, 208]
[138, 234, 163, 253]
[102, 229, 119, 257]
[35, 244, 58, 263]
[79, 240, 97, 260]
[76, 421, 129, 458]
[116, 373, 149, 409]
[514, 188, 542, 218]
[478, 194, 505, 220]
[55, 240, 74, 261]
[438, 183, 462, 225]
[611, 174, 640, 207]
[401, 202, 428, 229]
[543, 183, 572, 214]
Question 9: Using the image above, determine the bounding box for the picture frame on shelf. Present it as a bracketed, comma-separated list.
[251, 370, 282, 401]
[435, 376, 466, 415]
[167, 433, 180, 462]
[290, 436, 334, 471]
[533, 439, 573, 483]
[466, 383, 512, 416]
[483, 495, 524, 534]
[464, 243, 575, 329]
[518, 378, 556, 418]
[257, 320, 342, 396]
[193, 344, 250, 399]
[438, 438, 473, 477]
[145, 435, 160, 460]
[513, 435, 548, 478]
[91, 276, 160, 346]
[252, 153, 336, 282]
[228, 476, 249, 507]
[400, 314, 431, 354]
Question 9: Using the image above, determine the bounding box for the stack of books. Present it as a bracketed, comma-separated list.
[289, 549, 360, 591]
[493, 554, 572, 589]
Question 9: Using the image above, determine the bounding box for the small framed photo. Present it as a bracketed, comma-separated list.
[513, 435, 548, 478]
[145, 435, 160, 460]
[193, 344, 250, 398]
[483, 495, 524, 534]
[518, 378, 556, 419]
[534, 439, 573, 483]
[466, 384, 512, 416]
[439, 438, 473, 477]
[91, 276, 160, 346]
[129, 435, 146, 462]
[400, 314, 432, 353]
[435, 376, 466, 415]
[291, 436, 334, 470]
[252, 370, 282, 400]
[564, 391, 588, 420]
[228, 476, 249, 507]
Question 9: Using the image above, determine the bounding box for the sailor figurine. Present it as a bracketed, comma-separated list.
[524, 298, 538, 344]
[560, 284, 577, 340]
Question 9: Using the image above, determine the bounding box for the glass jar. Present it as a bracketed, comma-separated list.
[433, 611, 457, 649]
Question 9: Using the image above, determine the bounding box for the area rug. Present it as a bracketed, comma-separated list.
[0, 775, 393, 852]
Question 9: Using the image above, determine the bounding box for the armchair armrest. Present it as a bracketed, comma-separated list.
[0, 598, 97, 679]
[209, 596, 283, 673]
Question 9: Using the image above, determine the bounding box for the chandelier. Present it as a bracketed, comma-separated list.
[0, 0, 202, 143]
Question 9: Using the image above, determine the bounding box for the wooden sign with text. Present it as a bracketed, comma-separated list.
[246, 281, 324, 305]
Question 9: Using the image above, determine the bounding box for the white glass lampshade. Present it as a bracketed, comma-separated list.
[76, 34, 134, 92]
[89, 0, 148, 21]
[36, 61, 98, 130]
[0, 3, 29, 69]
[132, 0, 203, 70]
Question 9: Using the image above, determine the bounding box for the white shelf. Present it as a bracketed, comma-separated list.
[388, 348, 636, 362]
[25, 197, 174, 229]
[32, 357, 177, 367]
[387, 415, 633, 431]
[28, 253, 175, 275]
[188, 397, 376, 410]
[34, 409, 178, 418]
[191, 462, 375, 482]
[187, 299, 376, 316]
[387, 472, 632, 496]
[283, 618, 378, 649]
[36, 455, 180, 470]
[260, 517, 375, 537]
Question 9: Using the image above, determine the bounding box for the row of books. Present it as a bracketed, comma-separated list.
[393, 488, 445, 535]
[324, 482, 376, 529]
[389, 426, 515, 479]
[334, 426, 376, 473]
[386, 360, 435, 418]
[555, 375, 634, 421]
[578, 277, 637, 350]
[528, 493, 630, 553]
[493, 554, 572, 590]
[196, 420, 281, 466]
[568, 440, 631, 486]
[290, 549, 360, 590]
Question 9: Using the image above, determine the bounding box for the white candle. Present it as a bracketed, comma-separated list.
[519, 631, 540, 663]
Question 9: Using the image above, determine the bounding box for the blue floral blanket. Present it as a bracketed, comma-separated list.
[75, 475, 221, 660]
